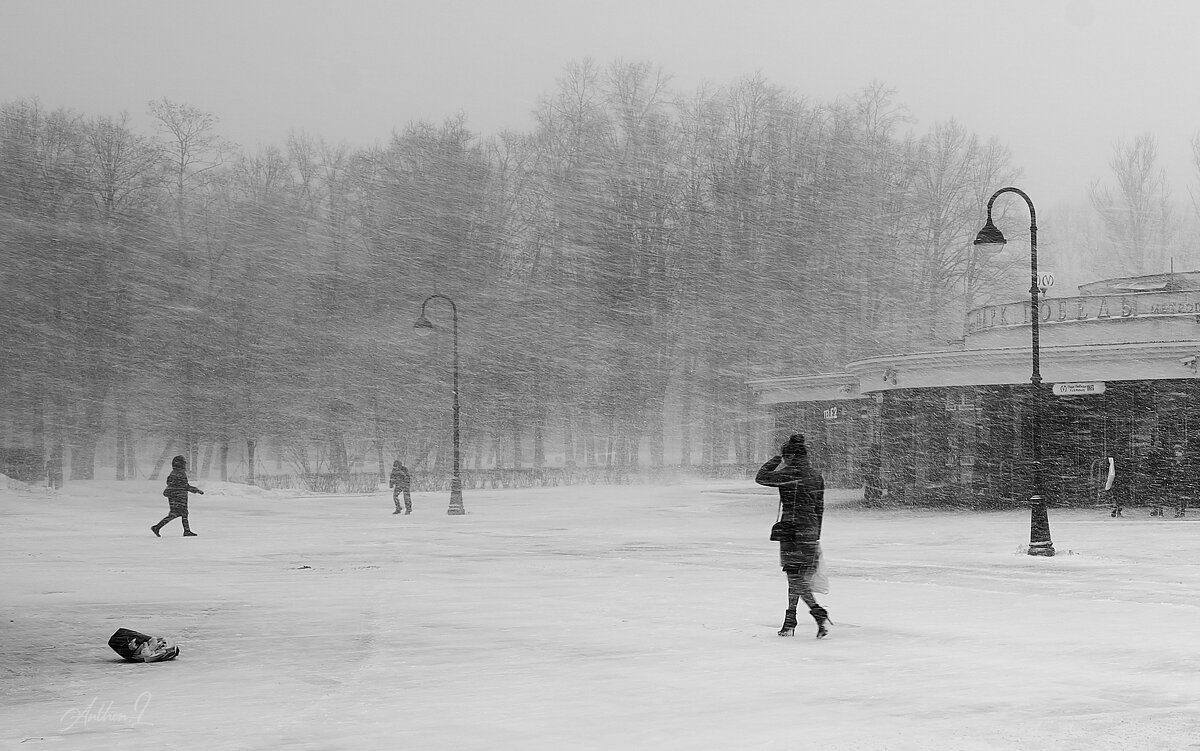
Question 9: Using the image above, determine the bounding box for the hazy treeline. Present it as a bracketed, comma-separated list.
[2, 60, 1038, 481]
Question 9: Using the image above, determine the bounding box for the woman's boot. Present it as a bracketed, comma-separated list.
[778, 608, 797, 637]
[810, 606, 831, 639]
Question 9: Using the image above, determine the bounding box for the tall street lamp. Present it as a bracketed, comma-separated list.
[414, 294, 465, 515]
[974, 187, 1055, 556]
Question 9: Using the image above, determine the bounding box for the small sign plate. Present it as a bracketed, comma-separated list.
[1052, 382, 1105, 396]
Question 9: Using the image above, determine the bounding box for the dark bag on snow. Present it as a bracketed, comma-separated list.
[108, 627, 179, 663]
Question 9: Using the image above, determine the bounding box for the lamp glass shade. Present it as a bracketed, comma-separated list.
[413, 316, 434, 336]
[973, 219, 1007, 252]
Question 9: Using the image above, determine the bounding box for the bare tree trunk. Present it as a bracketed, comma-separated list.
[373, 403, 385, 481]
[68, 383, 102, 481]
[201, 441, 215, 478]
[48, 435, 64, 489]
[472, 437, 485, 470]
[702, 360, 718, 466]
[511, 414, 524, 469]
[247, 438, 257, 485]
[187, 432, 199, 477]
[115, 407, 128, 481]
[32, 393, 52, 487]
[533, 413, 545, 468]
[679, 356, 694, 467]
[649, 393, 666, 468]
[69, 435, 97, 481]
[45, 391, 63, 484]
[150, 439, 175, 481]
[490, 428, 503, 469]
[183, 358, 199, 473]
[124, 428, 137, 479]
[328, 428, 348, 474]
[433, 438, 447, 476]
[606, 413, 616, 468]
[562, 406, 575, 466]
[739, 380, 757, 464]
[582, 415, 594, 467]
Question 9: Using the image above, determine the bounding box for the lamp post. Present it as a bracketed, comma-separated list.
[414, 294, 465, 515]
[974, 187, 1055, 556]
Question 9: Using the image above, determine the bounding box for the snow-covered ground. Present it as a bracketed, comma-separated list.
[2, 477, 1198, 750]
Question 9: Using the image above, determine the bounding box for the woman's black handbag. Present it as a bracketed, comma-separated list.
[770, 498, 795, 541]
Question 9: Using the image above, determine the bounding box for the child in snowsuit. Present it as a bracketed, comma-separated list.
[152, 455, 203, 536]
[389, 460, 412, 514]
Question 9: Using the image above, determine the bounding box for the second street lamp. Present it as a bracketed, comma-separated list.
[414, 294, 465, 515]
[974, 186, 1055, 556]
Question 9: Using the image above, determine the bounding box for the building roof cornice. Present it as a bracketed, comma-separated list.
[748, 341, 1200, 403]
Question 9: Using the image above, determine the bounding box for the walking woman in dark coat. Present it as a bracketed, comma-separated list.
[152, 455, 203, 537]
[389, 460, 412, 514]
[756, 434, 830, 638]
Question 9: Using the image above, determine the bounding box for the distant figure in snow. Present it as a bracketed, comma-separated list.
[389, 460, 412, 514]
[756, 434, 830, 638]
[1166, 443, 1189, 518]
[1145, 443, 1169, 517]
[1109, 451, 1139, 518]
[1180, 441, 1190, 518]
[1103, 456, 1119, 516]
[152, 455, 203, 537]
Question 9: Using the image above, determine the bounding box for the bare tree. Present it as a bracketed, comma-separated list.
[902, 119, 1018, 344]
[146, 98, 229, 470]
[0, 100, 84, 483]
[1090, 134, 1176, 276]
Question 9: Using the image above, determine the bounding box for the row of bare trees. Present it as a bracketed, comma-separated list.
[1042, 131, 1200, 292]
[2, 61, 1031, 482]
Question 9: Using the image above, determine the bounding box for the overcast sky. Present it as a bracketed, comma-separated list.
[4, 0, 1200, 206]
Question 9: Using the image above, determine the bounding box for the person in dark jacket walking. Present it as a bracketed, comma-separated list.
[1176, 443, 1192, 518]
[756, 434, 830, 638]
[389, 460, 412, 514]
[152, 455, 203, 537]
[1164, 443, 1190, 518]
[1147, 444, 1169, 517]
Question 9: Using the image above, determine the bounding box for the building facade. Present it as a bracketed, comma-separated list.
[748, 272, 1200, 507]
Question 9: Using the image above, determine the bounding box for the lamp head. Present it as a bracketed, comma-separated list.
[413, 315, 434, 337]
[974, 218, 1007, 252]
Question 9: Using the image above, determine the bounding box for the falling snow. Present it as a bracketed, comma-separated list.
[2, 479, 1198, 750]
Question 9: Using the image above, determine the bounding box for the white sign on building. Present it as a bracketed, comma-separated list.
[1051, 382, 1106, 396]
